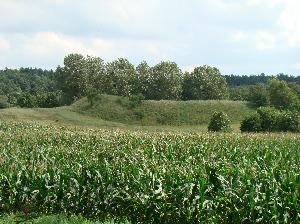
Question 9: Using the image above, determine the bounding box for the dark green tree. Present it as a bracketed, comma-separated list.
[132, 61, 151, 96]
[104, 58, 136, 96]
[55, 53, 88, 101]
[248, 83, 269, 107]
[267, 79, 300, 110]
[182, 65, 228, 100]
[146, 61, 182, 100]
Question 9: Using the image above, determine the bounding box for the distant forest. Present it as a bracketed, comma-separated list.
[0, 53, 299, 108]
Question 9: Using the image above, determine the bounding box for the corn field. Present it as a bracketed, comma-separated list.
[0, 121, 300, 223]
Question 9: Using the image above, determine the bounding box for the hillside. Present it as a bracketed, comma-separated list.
[71, 94, 254, 126]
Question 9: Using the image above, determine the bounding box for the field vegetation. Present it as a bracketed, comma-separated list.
[1, 121, 300, 223]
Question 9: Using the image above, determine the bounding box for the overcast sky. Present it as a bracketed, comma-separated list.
[0, 0, 299, 75]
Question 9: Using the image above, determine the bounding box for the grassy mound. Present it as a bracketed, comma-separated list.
[71, 95, 253, 126]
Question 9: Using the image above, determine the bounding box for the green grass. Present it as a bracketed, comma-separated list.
[1, 121, 299, 223]
[0, 214, 130, 224]
[71, 94, 253, 126]
[0, 95, 252, 132]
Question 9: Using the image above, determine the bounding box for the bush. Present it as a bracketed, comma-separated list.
[0, 95, 9, 109]
[37, 92, 61, 108]
[128, 94, 145, 108]
[133, 110, 144, 120]
[16, 93, 37, 108]
[278, 110, 300, 132]
[208, 111, 231, 132]
[248, 84, 269, 107]
[257, 107, 279, 132]
[240, 107, 300, 133]
[240, 113, 262, 132]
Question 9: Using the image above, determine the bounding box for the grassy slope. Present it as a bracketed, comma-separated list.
[0, 95, 254, 131]
[71, 95, 253, 126]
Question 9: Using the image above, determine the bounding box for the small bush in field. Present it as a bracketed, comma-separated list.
[0, 95, 9, 109]
[208, 111, 231, 132]
[240, 113, 262, 132]
[257, 107, 279, 131]
[277, 110, 300, 132]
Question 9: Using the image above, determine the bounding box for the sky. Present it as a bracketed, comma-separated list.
[0, 0, 299, 75]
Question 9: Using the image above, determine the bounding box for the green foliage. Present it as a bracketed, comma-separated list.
[182, 65, 228, 100]
[228, 86, 250, 101]
[277, 110, 300, 132]
[16, 92, 37, 108]
[0, 214, 130, 224]
[86, 88, 99, 107]
[146, 61, 183, 100]
[0, 95, 9, 109]
[56, 54, 88, 99]
[257, 107, 279, 131]
[241, 107, 300, 132]
[132, 61, 151, 96]
[208, 111, 231, 132]
[128, 94, 144, 108]
[1, 121, 300, 223]
[248, 83, 269, 107]
[104, 58, 136, 97]
[36, 92, 61, 108]
[267, 79, 300, 110]
[72, 95, 253, 126]
[240, 113, 262, 132]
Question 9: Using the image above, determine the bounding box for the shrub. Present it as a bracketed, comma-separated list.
[240, 107, 300, 133]
[248, 84, 269, 107]
[37, 92, 61, 108]
[0, 95, 9, 109]
[16, 93, 37, 108]
[133, 110, 144, 120]
[257, 107, 279, 132]
[240, 113, 262, 132]
[277, 110, 300, 132]
[86, 88, 98, 107]
[208, 111, 231, 132]
[128, 94, 145, 108]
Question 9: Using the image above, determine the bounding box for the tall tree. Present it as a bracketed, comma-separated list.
[132, 61, 151, 96]
[146, 61, 182, 100]
[248, 83, 269, 107]
[104, 58, 136, 96]
[55, 53, 88, 100]
[85, 55, 106, 93]
[267, 79, 300, 110]
[182, 65, 228, 100]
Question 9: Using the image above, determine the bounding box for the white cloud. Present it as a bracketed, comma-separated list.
[231, 31, 246, 42]
[293, 63, 300, 70]
[230, 31, 277, 51]
[22, 32, 112, 56]
[277, 0, 300, 47]
[247, 0, 283, 8]
[0, 38, 10, 50]
[255, 31, 276, 50]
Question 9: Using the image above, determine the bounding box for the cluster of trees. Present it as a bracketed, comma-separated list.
[55, 54, 229, 104]
[225, 73, 300, 86]
[208, 79, 300, 133]
[1, 53, 300, 113]
[241, 107, 299, 132]
[227, 74, 300, 102]
[0, 68, 61, 108]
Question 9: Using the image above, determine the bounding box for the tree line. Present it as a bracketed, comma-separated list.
[0, 53, 300, 108]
